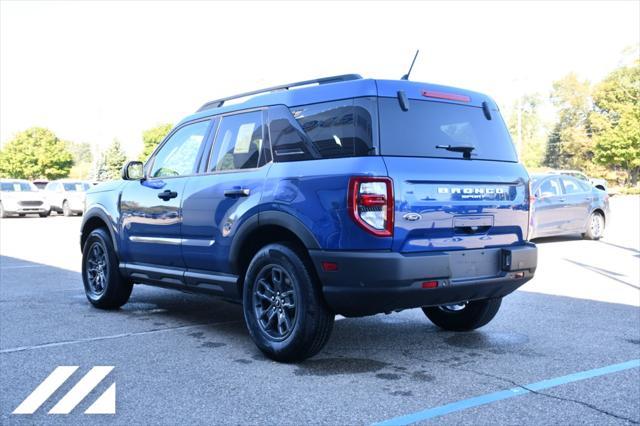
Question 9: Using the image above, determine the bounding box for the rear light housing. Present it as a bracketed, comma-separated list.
[527, 180, 534, 240]
[348, 177, 394, 237]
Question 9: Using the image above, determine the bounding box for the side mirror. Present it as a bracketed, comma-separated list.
[122, 161, 144, 180]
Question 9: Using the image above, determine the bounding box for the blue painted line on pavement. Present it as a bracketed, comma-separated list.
[373, 359, 640, 426]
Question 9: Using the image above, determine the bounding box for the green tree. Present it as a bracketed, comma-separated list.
[65, 141, 93, 164]
[590, 59, 640, 185]
[140, 123, 172, 161]
[65, 140, 94, 179]
[507, 93, 547, 168]
[544, 73, 594, 170]
[94, 139, 127, 181]
[0, 127, 73, 179]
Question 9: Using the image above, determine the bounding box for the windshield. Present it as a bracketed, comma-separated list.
[63, 182, 90, 192]
[378, 98, 518, 162]
[1, 182, 36, 192]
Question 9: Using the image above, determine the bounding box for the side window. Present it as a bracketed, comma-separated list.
[289, 98, 375, 160]
[268, 105, 315, 162]
[150, 120, 210, 178]
[562, 177, 583, 194]
[539, 178, 561, 197]
[208, 111, 264, 172]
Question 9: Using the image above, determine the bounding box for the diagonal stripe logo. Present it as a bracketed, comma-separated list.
[13, 366, 116, 415]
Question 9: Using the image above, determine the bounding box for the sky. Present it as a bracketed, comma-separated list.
[1, 0, 639, 157]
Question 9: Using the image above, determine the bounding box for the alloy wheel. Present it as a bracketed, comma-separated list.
[86, 241, 108, 296]
[253, 265, 297, 340]
[590, 214, 604, 238]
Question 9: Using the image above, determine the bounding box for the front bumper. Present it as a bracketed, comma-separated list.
[2, 201, 49, 215]
[310, 244, 537, 317]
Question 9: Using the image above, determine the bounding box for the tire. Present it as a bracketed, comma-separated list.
[242, 243, 334, 362]
[62, 201, 72, 217]
[0, 202, 8, 218]
[422, 298, 502, 331]
[583, 211, 604, 240]
[39, 210, 50, 218]
[82, 228, 132, 309]
[18, 214, 25, 217]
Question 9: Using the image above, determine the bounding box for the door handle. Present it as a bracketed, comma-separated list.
[224, 188, 250, 197]
[558, 198, 566, 203]
[157, 190, 178, 201]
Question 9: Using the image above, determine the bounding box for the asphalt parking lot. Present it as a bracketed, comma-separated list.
[1, 197, 639, 425]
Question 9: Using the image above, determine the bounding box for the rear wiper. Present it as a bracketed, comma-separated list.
[436, 144, 476, 160]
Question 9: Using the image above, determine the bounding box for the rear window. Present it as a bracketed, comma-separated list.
[268, 98, 376, 162]
[378, 98, 517, 162]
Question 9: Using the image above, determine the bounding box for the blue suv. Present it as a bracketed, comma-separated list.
[80, 74, 537, 362]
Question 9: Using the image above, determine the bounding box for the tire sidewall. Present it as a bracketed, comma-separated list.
[82, 228, 124, 305]
[242, 244, 312, 357]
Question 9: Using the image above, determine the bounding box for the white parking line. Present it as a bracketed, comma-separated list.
[0, 320, 240, 354]
[0, 265, 48, 270]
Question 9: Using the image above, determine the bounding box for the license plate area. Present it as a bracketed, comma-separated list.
[448, 248, 501, 280]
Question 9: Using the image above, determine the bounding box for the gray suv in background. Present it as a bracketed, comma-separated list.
[44, 180, 90, 216]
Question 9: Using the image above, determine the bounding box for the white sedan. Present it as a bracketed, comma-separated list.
[0, 179, 50, 218]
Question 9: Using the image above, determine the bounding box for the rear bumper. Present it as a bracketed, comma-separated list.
[310, 243, 537, 317]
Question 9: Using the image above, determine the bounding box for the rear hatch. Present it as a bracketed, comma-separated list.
[376, 82, 530, 253]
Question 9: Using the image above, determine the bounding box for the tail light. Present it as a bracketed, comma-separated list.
[527, 180, 534, 240]
[528, 180, 536, 205]
[348, 177, 394, 237]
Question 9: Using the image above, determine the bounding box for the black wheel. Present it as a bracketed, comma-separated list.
[243, 243, 334, 362]
[82, 228, 132, 309]
[583, 211, 604, 240]
[422, 298, 502, 331]
[0, 202, 8, 218]
[63, 200, 72, 217]
[39, 210, 50, 218]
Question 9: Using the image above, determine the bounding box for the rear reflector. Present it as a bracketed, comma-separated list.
[321, 261, 338, 272]
[421, 281, 438, 289]
[421, 90, 471, 103]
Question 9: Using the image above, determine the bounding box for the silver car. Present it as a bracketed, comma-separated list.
[0, 179, 50, 218]
[43, 180, 90, 216]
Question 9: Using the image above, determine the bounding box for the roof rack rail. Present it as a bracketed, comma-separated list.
[196, 74, 363, 112]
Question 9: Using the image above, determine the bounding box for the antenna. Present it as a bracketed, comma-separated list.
[401, 50, 420, 80]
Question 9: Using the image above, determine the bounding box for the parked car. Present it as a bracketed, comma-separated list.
[529, 173, 609, 240]
[556, 170, 608, 192]
[0, 179, 50, 218]
[80, 74, 537, 362]
[44, 180, 91, 216]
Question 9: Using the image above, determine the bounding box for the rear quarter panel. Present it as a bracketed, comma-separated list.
[261, 157, 391, 250]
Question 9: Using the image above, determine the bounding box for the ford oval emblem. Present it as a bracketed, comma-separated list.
[403, 212, 422, 221]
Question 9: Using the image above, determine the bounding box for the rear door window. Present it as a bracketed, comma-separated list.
[561, 177, 584, 194]
[378, 98, 517, 162]
[208, 111, 266, 172]
[538, 178, 562, 197]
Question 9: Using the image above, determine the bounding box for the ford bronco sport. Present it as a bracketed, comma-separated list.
[80, 74, 537, 362]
